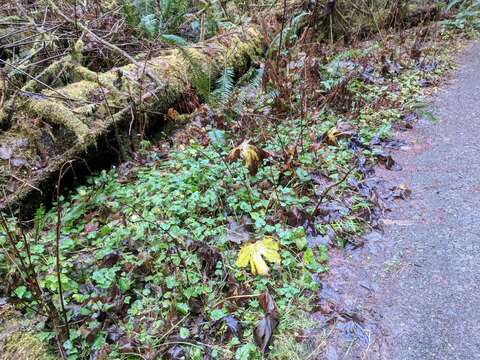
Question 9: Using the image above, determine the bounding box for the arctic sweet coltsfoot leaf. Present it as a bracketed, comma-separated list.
[235, 236, 281, 275]
[326, 126, 340, 146]
[167, 107, 179, 120]
[227, 140, 270, 175]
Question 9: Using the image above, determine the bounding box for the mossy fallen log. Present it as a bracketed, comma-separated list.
[0, 25, 262, 214]
[0, 305, 54, 360]
[310, 0, 443, 42]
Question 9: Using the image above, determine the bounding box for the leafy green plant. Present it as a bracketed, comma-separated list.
[267, 12, 308, 57]
[443, 0, 480, 30]
[0, 208, 69, 344]
[0, 10, 465, 359]
[211, 66, 235, 106]
[123, 0, 189, 38]
[177, 46, 212, 100]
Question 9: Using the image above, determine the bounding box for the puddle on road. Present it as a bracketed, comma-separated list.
[307, 231, 397, 360]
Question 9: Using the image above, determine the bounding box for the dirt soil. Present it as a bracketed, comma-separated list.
[309, 41, 480, 360]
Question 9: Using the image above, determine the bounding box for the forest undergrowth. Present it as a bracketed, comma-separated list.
[1, 1, 479, 359]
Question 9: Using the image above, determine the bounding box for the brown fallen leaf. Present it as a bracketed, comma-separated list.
[316, 124, 355, 148]
[224, 315, 242, 339]
[392, 184, 412, 199]
[254, 292, 280, 353]
[84, 222, 99, 234]
[227, 219, 251, 244]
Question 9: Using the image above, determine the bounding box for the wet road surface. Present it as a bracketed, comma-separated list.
[311, 42, 480, 360]
[379, 41, 480, 360]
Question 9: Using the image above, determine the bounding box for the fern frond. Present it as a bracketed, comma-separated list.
[447, 0, 463, 11]
[123, 0, 188, 37]
[261, 89, 279, 106]
[231, 67, 264, 114]
[233, 88, 248, 114]
[236, 67, 256, 87]
[160, 34, 189, 46]
[266, 12, 308, 57]
[236, 67, 263, 88]
[249, 68, 264, 89]
[212, 67, 234, 106]
[177, 46, 211, 100]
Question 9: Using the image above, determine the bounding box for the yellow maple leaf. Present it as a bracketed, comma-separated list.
[236, 237, 281, 275]
[326, 127, 340, 146]
[228, 140, 269, 175]
[167, 108, 179, 120]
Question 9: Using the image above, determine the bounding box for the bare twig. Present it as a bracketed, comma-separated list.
[0, 59, 77, 101]
[0, 212, 65, 344]
[310, 167, 355, 218]
[277, 0, 288, 59]
[55, 161, 74, 339]
[211, 293, 261, 309]
[10, 174, 43, 195]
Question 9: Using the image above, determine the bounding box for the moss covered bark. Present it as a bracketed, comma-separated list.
[0, 306, 54, 360]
